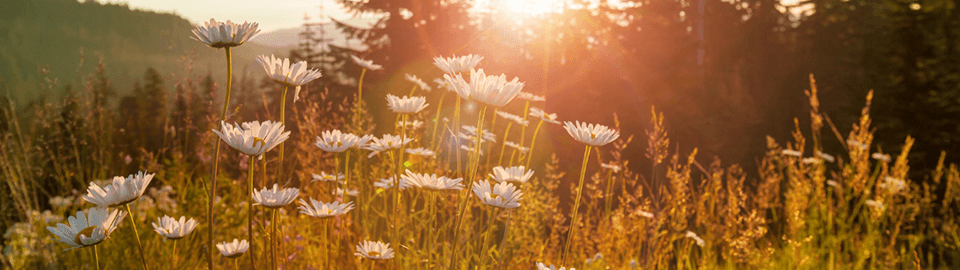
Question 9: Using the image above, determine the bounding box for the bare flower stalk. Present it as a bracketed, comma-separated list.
[561, 145, 592, 265]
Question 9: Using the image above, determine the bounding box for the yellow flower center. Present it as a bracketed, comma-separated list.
[253, 137, 267, 152]
[490, 194, 502, 200]
[368, 251, 381, 257]
[74, 226, 98, 246]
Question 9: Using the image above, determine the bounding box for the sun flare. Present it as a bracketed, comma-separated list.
[473, 0, 565, 15]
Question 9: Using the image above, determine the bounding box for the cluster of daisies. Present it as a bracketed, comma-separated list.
[44, 18, 622, 270]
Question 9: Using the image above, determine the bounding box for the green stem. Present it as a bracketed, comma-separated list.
[497, 122, 513, 166]
[94, 244, 101, 270]
[124, 204, 150, 270]
[272, 209, 278, 270]
[355, 68, 367, 131]
[248, 156, 256, 269]
[498, 210, 513, 270]
[524, 120, 544, 169]
[561, 145, 592, 265]
[512, 101, 531, 167]
[431, 93, 446, 151]
[479, 208, 498, 268]
[603, 170, 615, 219]
[278, 85, 288, 182]
[448, 105, 487, 269]
[208, 46, 233, 270]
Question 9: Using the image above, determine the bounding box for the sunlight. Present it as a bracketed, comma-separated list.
[473, 0, 566, 15]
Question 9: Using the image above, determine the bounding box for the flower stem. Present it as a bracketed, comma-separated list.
[247, 156, 257, 269]
[497, 122, 513, 166]
[524, 120, 545, 169]
[498, 210, 513, 270]
[355, 68, 367, 131]
[603, 170, 615, 219]
[124, 203, 150, 270]
[479, 208, 498, 268]
[208, 46, 233, 270]
[94, 245, 101, 270]
[431, 93, 446, 151]
[561, 145, 592, 266]
[272, 209, 278, 270]
[278, 85, 288, 182]
[448, 105, 487, 269]
[511, 101, 531, 167]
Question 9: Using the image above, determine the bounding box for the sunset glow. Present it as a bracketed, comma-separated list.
[472, 0, 566, 15]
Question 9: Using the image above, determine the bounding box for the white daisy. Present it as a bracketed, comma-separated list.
[252, 184, 300, 209]
[46, 207, 126, 250]
[872, 153, 891, 162]
[865, 199, 885, 212]
[374, 177, 414, 190]
[433, 54, 483, 74]
[504, 141, 530, 154]
[355, 240, 395, 260]
[297, 198, 354, 219]
[472, 179, 522, 209]
[361, 134, 413, 152]
[395, 120, 425, 130]
[334, 188, 360, 197]
[217, 239, 249, 258]
[443, 69, 525, 107]
[462, 125, 497, 143]
[495, 111, 529, 126]
[191, 19, 260, 48]
[847, 139, 870, 150]
[517, 92, 546, 102]
[404, 74, 432, 92]
[405, 147, 435, 156]
[434, 78, 452, 91]
[489, 166, 534, 185]
[151, 215, 199, 240]
[815, 151, 836, 163]
[780, 149, 802, 157]
[684, 231, 706, 247]
[314, 130, 360, 153]
[350, 55, 382, 70]
[601, 163, 622, 173]
[386, 94, 429, 114]
[255, 54, 322, 102]
[311, 172, 345, 183]
[536, 262, 575, 270]
[563, 121, 620, 147]
[528, 107, 560, 124]
[401, 170, 464, 191]
[878, 176, 907, 193]
[636, 210, 654, 219]
[82, 171, 154, 207]
[212, 120, 290, 158]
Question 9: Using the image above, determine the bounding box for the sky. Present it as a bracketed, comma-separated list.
[117, 0, 362, 32]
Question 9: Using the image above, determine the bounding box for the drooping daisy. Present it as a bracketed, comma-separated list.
[780, 149, 802, 157]
[536, 262, 575, 270]
[350, 55, 382, 70]
[191, 19, 261, 48]
[297, 198, 354, 219]
[815, 151, 836, 163]
[361, 134, 413, 152]
[386, 94, 429, 114]
[404, 74, 432, 92]
[504, 141, 530, 154]
[433, 54, 483, 74]
[151, 215, 199, 241]
[212, 121, 290, 158]
[462, 125, 497, 143]
[311, 172, 345, 183]
[472, 179, 522, 209]
[395, 120, 425, 130]
[252, 184, 300, 209]
[355, 240, 395, 260]
[601, 163, 622, 173]
[314, 130, 360, 153]
[46, 207, 126, 250]
[217, 239, 249, 258]
[401, 170, 465, 191]
[405, 147, 436, 156]
[684, 231, 706, 247]
[334, 188, 360, 197]
[563, 121, 620, 147]
[354, 134, 375, 148]
[443, 69, 525, 107]
[83, 171, 155, 207]
[528, 107, 561, 124]
[517, 92, 546, 102]
[255, 55, 322, 102]
[495, 111, 529, 126]
[489, 166, 534, 185]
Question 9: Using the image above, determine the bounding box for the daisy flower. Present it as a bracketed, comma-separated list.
[504, 141, 530, 154]
[355, 240, 394, 260]
[865, 199, 885, 212]
[362, 134, 413, 152]
[684, 231, 706, 247]
[472, 179, 522, 209]
[536, 262, 575, 270]
[635, 209, 654, 219]
[395, 120, 425, 130]
[151, 215, 199, 241]
[517, 92, 546, 102]
[386, 94, 429, 114]
[252, 184, 300, 209]
[298, 198, 354, 219]
[489, 166, 534, 185]
[878, 176, 907, 193]
[433, 54, 483, 74]
[191, 19, 260, 48]
[217, 239, 249, 258]
[311, 172, 345, 183]
[434, 78, 452, 91]
[528, 107, 560, 124]
[495, 111, 529, 126]
[872, 153, 891, 162]
[780, 149, 802, 157]
[46, 207, 126, 250]
[443, 69, 525, 107]
[405, 147, 436, 156]
[375, 177, 414, 190]
[334, 188, 360, 197]
[601, 163, 622, 173]
[405, 74, 432, 91]
[83, 171, 154, 207]
[815, 151, 836, 163]
[846, 139, 870, 150]
[314, 130, 360, 153]
[350, 55, 382, 70]
[255, 55, 322, 102]
[563, 121, 620, 147]
[212, 121, 290, 158]
[462, 125, 497, 142]
[401, 170, 464, 191]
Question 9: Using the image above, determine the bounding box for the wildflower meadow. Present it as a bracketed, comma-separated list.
[4, 7, 960, 270]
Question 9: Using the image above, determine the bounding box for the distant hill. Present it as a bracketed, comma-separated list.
[0, 0, 293, 104]
[250, 23, 366, 50]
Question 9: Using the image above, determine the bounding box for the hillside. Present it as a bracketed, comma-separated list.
[0, 0, 293, 103]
